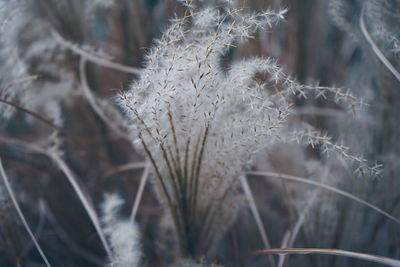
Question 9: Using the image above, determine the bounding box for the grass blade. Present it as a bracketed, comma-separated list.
[240, 175, 276, 267]
[50, 153, 112, 258]
[130, 162, 150, 222]
[247, 171, 400, 225]
[253, 248, 400, 267]
[360, 7, 400, 83]
[0, 159, 51, 267]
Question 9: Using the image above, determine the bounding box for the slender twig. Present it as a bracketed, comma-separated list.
[49, 153, 112, 258]
[0, 159, 51, 267]
[253, 248, 400, 267]
[360, 7, 400, 83]
[130, 162, 150, 222]
[247, 171, 400, 225]
[52, 30, 141, 75]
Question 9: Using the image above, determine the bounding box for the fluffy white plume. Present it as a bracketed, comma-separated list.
[102, 194, 141, 267]
[119, 2, 376, 257]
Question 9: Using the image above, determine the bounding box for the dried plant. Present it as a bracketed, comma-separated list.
[0, 0, 396, 266]
[119, 1, 377, 259]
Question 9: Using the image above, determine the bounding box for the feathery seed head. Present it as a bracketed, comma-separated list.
[119, 2, 374, 258]
[119, 4, 291, 257]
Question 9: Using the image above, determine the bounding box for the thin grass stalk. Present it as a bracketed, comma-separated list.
[277, 232, 291, 267]
[360, 7, 400, 83]
[165, 144, 184, 199]
[247, 171, 400, 225]
[52, 29, 141, 76]
[240, 175, 276, 267]
[138, 133, 188, 256]
[104, 162, 147, 177]
[5, 75, 39, 87]
[278, 193, 317, 267]
[167, 110, 183, 181]
[130, 162, 150, 222]
[0, 98, 63, 132]
[185, 125, 210, 255]
[183, 136, 191, 197]
[124, 101, 184, 217]
[128, 104, 182, 200]
[191, 124, 210, 219]
[0, 137, 112, 258]
[41, 200, 104, 266]
[253, 248, 400, 267]
[166, 111, 194, 252]
[0, 137, 47, 155]
[188, 129, 203, 215]
[79, 58, 128, 138]
[158, 141, 184, 210]
[21, 200, 46, 257]
[201, 176, 242, 252]
[49, 153, 112, 257]
[198, 175, 225, 230]
[138, 134, 172, 208]
[0, 159, 51, 267]
[137, 110, 183, 208]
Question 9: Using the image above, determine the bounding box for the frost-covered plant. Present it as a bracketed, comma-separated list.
[119, 1, 374, 258]
[102, 194, 141, 267]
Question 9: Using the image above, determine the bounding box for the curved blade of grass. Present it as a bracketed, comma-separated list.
[247, 171, 400, 225]
[278, 192, 317, 267]
[0, 159, 51, 267]
[79, 58, 128, 139]
[360, 7, 400, 83]
[50, 153, 112, 258]
[253, 248, 400, 267]
[0, 137, 112, 257]
[0, 98, 63, 132]
[52, 29, 141, 76]
[240, 175, 276, 267]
